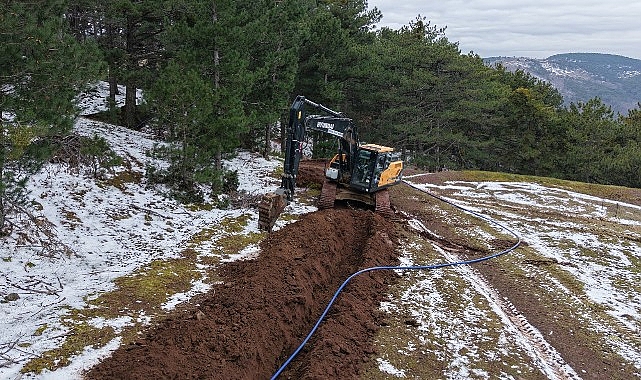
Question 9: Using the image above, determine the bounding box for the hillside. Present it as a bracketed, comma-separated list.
[484, 53, 641, 115]
[1, 84, 641, 378]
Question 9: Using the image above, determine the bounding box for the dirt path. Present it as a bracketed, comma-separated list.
[412, 216, 581, 380]
[394, 173, 640, 379]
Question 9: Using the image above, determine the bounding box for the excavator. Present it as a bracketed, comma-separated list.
[257, 95, 404, 231]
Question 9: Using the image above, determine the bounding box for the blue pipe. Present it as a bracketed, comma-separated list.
[271, 180, 521, 379]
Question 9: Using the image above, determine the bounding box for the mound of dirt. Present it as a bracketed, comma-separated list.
[85, 209, 399, 379]
[295, 159, 327, 188]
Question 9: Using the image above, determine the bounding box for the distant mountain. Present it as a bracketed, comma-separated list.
[484, 53, 641, 115]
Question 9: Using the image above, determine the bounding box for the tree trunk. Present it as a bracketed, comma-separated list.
[263, 123, 271, 159]
[124, 16, 136, 129]
[280, 115, 286, 154]
[215, 150, 222, 171]
[0, 160, 5, 230]
[212, 4, 220, 90]
[108, 66, 117, 105]
[124, 82, 137, 129]
[107, 23, 118, 106]
[0, 113, 5, 230]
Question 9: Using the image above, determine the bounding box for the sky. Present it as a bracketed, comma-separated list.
[367, 0, 641, 60]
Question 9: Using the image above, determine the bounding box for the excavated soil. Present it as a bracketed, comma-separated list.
[86, 208, 399, 380]
[85, 161, 639, 379]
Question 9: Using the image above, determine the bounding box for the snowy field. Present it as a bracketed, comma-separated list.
[0, 83, 308, 379]
[374, 178, 641, 378]
[2, 83, 641, 379]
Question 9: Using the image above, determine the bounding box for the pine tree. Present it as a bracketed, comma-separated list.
[294, 0, 381, 105]
[0, 0, 101, 230]
[68, 0, 167, 128]
[163, 0, 250, 167]
[352, 18, 475, 170]
[240, 0, 309, 157]
[561, 98, 621, 184]
[146, 61, 218, 202]
[145, 0, 258, 200]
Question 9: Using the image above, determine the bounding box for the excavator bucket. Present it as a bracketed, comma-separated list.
[257, 192, 287, 232]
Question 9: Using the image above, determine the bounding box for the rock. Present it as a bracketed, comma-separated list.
[4, 293, 20, 302]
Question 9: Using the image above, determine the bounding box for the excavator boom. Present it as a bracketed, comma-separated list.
[258, 96, 402, 232]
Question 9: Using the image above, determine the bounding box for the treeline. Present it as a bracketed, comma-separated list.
[2, 1, 641, 221]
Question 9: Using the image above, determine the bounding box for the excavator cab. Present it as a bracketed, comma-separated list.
[349, 144, 403, 192]
[351, 149, 376, 190]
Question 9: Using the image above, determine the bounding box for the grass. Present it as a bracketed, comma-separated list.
[22, 323, 116, 374]
[453, 170, 641, 206]
[215, 233, 263, 257]
[20, 212, 264, 375]
[101, 170, 143, 194]
[93, 257, 199, 312]
[21, 252, 199, 374]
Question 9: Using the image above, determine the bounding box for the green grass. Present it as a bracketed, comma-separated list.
[456, 170, 641, 206]
[20, 212, 265, 375]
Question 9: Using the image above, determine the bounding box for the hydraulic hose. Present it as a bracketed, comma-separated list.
[271, 179, 522, 379]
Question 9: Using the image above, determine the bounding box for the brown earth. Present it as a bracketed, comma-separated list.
[85, 187, 400, 379]
[85, 161, 639, 379]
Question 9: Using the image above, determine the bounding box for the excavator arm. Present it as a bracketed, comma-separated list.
[258, 96, 358, 231]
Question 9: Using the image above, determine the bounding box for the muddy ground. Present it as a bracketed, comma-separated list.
[85, 161, 640, 379]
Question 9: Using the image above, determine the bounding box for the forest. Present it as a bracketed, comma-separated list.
[2, 0, 641, 225]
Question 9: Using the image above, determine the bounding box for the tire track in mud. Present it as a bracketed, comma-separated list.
[408, 217, 581, 379]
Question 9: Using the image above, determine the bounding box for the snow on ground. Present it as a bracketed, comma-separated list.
[0, 83, 306, 379]
[379, 224, 573, 379]
[399, 179, 641, 375]
[3, 82, 641, 378]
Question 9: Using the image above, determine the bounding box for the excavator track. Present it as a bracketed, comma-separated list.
[318, 180, 337, 209]
[374, 189, 393, 218]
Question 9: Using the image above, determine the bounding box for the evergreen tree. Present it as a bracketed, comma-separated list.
[0, 0, 101, 230]
[115, 0, 167, 129]
[354, 18, 493, 171]
[65, 1, 125, 113]
[163, 0, 250, 167]
[618, 104, 641, 187]
[145, 0, 260, 199]
[481, 65, 563, 176]
[146, 60, 218, 202]
[294, 0, 380, 104]
[68, 0, 167, 128]
[561, 98, 621, 184]
[240, 0, 309, 157]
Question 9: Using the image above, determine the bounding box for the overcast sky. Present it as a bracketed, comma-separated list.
[367, 0, 641, 60]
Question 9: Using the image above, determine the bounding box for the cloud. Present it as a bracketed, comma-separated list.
[368, 0, 641, 59]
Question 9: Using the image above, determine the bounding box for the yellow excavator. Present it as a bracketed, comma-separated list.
[258, 96, 403, 231]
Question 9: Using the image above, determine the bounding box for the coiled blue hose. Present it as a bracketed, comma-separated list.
[271, 180, 522, 379]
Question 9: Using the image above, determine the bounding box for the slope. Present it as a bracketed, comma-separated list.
[1, 83, 641, 379]
[485, 53, 641, 114]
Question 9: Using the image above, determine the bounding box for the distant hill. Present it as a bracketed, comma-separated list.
[484, 53, 641, 115]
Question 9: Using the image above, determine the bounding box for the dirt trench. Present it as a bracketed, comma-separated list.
[85, 206, 400, 379]
[84, 159, 641, 379]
